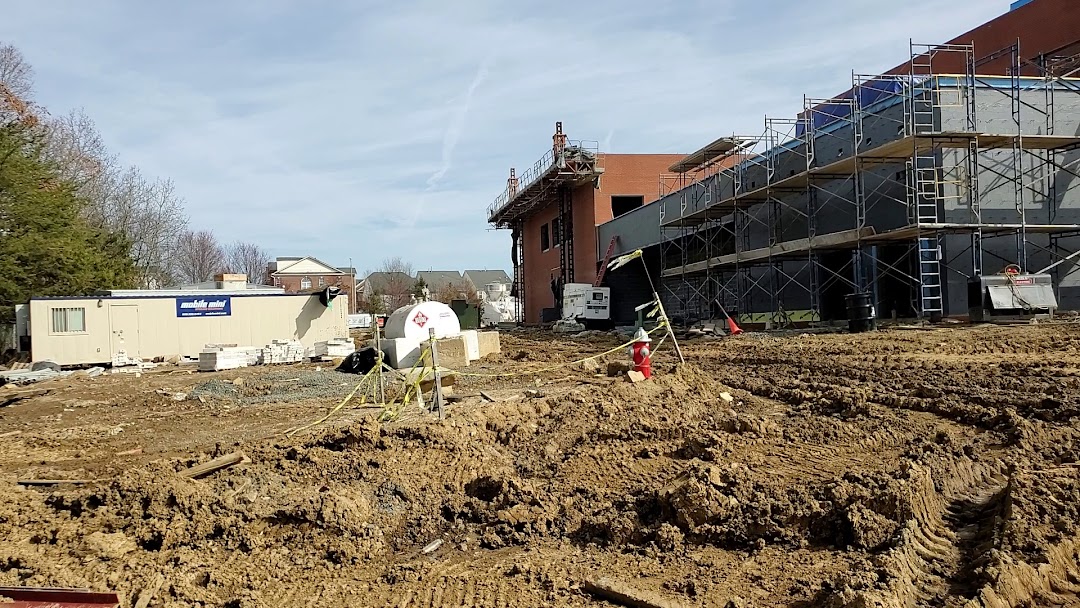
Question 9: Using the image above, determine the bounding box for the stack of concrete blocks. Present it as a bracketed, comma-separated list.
[460, 330, 480, 362]
[382, 330, 502, 370]
[477, 331, 501, 358]
[111, 349, 138, 367]
[313, 338, 354, 359]
[259, 339, 305, 365]
[199, 345, 260, 372]
[434, 335, 471, 370]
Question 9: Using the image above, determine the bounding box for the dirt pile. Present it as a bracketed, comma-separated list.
[1, 324, 1080, 606]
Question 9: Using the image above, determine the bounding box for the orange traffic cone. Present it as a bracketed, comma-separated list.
[726, 317, 743, 336]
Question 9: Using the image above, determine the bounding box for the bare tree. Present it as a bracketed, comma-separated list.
[0, 43, 33, 99]
[88, 167, 188, 287]
[379, 256, 414, 310]
[225, 241, 272, 283]
[0, 42, 190, 289]
[39, 110, 189, 288]
[173, 230, 225, 283]
[43, 109, 109, 191]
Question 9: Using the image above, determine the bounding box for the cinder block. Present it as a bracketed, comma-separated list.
[477, 331, 501, 359]
[435, 336, 469, 369]
[460, 330, 480, 361]
[378, 337, 423, 369]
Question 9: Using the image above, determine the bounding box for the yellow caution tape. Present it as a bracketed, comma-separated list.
[284, 365, 378, 437]
[441, 322, 668, 378]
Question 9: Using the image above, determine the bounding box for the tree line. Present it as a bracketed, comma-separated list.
[0, 42, 271, 322]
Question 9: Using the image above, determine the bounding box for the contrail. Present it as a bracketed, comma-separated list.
[407, 55, 494, 231]
[426, 55, 493, 190]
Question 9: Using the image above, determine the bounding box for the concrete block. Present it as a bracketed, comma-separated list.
[477, 331, 501, 359]
[435, 336, 469, 370]
[460, 330, 480, 361]
[379, 337, 425, 369]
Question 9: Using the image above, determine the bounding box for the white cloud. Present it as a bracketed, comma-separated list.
[0, 0, 1007, 272]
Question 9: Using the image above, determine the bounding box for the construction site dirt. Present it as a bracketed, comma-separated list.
[2, 324, 1080, 607]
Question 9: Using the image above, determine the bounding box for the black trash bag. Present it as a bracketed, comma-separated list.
[337, 347, 383, 375]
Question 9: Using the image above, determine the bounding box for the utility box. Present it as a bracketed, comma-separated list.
[968, 273, 1057, 322]
[561, 283, 611, 323]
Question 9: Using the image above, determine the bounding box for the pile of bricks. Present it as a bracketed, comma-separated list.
[199, 345, 260, 372]
[313, 338, 354, 359]
[259, 339, 305, 365]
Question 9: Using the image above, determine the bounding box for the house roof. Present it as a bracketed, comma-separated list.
[416, 270, 463, 292]
[271, 256, 351, 276]
[463, 269, 511, 288]
[362, 271, 413, 293]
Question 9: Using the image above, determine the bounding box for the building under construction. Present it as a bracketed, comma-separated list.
[487, 123, 685, 324]
[598, 0, 1080, 326]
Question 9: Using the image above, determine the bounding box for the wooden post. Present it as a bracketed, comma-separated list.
[373, 318, 385, 403]
[428, 328, 444, 419]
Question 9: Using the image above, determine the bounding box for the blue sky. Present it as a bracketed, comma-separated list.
[1, 0, 1006, 274]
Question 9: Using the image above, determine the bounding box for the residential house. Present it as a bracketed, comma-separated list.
[416, 270, 469, 303]
[267, 257, 357, 313]
[359, 271, 414, 312]
[463, 270, 512, 300]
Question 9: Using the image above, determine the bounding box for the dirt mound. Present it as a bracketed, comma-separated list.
[2, 324, 1080, 606]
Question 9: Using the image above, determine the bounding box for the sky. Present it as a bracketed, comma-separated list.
[0, 0, 1007, 275]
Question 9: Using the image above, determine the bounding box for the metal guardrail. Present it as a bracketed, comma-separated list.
[487, 140, 599, 222]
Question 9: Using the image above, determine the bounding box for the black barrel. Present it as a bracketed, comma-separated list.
[846, 293, 876, 333]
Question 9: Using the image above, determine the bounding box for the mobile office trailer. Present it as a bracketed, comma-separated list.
[23, 284, 348, 367]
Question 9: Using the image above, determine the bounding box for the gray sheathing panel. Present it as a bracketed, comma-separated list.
[597, 201, 663, 255]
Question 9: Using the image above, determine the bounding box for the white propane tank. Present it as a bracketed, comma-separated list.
[383, 301, 461, 341]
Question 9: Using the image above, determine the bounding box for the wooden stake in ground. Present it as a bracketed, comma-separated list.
[180, 451, 245, 479]
[582, 578, 690, 608]
[374, 319, 385, 403]
[133, 574, 165, 608]
[428, 328, 444, 420]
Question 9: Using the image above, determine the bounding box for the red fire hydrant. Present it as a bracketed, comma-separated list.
[630, 327, 652, 379]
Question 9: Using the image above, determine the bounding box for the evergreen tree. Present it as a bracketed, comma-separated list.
[412, 277, 428, 300]
[0, 119, 137, 322]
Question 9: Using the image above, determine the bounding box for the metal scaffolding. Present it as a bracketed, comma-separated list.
[659, 39, 1080, 326]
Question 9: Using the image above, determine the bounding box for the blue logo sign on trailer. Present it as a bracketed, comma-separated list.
[175, 296, 232, 318]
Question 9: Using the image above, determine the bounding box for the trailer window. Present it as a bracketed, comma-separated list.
[51, 307, 86, 333]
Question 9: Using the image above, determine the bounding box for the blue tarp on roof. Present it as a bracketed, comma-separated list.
[796, 78, 907, 136]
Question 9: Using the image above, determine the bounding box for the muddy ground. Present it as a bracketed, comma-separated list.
[2, 324, 1080, 607]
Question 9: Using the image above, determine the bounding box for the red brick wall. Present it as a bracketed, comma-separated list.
[886, 0, 1080, 75]
[520, 153, 685, 323]
[522, 203, 563, 323]
[273, 274, 356, 313]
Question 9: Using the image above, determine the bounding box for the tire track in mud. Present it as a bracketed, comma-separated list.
[829, 460, 1010, 607]
[392, 576, 524, 607]
[940, 470, 1009, 606]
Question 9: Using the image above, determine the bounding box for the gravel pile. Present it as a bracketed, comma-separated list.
[190, 370, 363, 405]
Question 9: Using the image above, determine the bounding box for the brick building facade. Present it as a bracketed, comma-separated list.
[267, 257, 357, 313]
